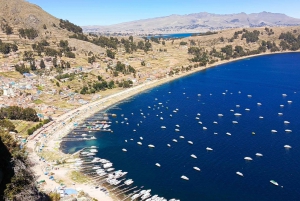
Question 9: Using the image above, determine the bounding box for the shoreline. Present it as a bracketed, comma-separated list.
[26, 50, 300, 201]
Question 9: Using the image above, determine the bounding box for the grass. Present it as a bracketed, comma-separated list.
[11, 120, 40, 137]
[0, 71, 23, 79]
[69, 171, 90, 184]
[33, 99, 43, 104]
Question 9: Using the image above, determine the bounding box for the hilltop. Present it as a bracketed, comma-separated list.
[82, 12, 300, 35]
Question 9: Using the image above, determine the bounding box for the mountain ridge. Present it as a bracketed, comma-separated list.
[82, 11, 300, 34]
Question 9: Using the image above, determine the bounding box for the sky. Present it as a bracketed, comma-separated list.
[27, 0, 300, 26]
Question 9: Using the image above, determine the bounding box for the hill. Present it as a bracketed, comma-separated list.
[82, 12, 300, 34]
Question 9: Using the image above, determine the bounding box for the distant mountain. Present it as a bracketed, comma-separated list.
[82, 12, 300, 34]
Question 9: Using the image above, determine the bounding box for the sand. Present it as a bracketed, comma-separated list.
[26, 50, 299, 200]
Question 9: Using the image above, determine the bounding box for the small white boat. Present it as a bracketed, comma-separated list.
[244, 157, 253, 161]
[285, 129, 292, 132]
[195, 117, 200, 120]
[82, 134, 87, 136]
[125, 140, 127, 142]
[222, 92, 226, 95]
[198, 121, 203, 124]
[271, 130, 277, 133]
[137, 142, 142, 145]
[198, 94, 201, 96]
[226, 132, 232, 136]
[230, 109, 234, 112]
[203, 127, 207, 130]
[172, 139, 178, 143]
[232, 121, 238, 124]
[193, 167, 201, 171]
[155, 163, 161, 167]
[161, 126, 166, 129]
[133, 129, 136, 132]
[175, 129, 180, 132]
[148, 144, 155, 148]
[167, 144, 171, 147]
[197, 113, 201, 116]
[284, 121, 290, 124]
[206, 147, 213, 151]
[175, 124, 180, 127]
[191, 154, 197, 159]
[170, 114, 173, 117]
[270, 180, 279, 186]
[259, 116, 264, 119]
[238, 91, 241, 94]
[278, 113, 283, 116]
[218, 114, 223, 117]
[160, 117, 163, 120]
[140, 137, 143, 140]
[213, 121, 218, 124]
[214, 132, 218, 135]
[234, 113, 242, 116]
[284, 145, 292, 148]
[280, 105, 284, 107]
[282, 94, 287, 97]
[236, 172, 244, 177]
[236, 105, 240, 108]
[179, 136, 185, 139]
[257, 103, 262, 106]
[122, 149, 127, 152]
[181, 175, 189, 180]
[287, 100, 292, 104]
[256, 153, 263, 157]
[188, 141, 193, 145]
[245, 108, 250, 111]
[247, 95, 252, 98]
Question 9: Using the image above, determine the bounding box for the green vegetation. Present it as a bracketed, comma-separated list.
[279, 32, 300, 50]
[15, 64, 30, 74]
[0, 40, 18, 54]
[0, 106, 39, 122]
[18, 28, 38, 39]
[59, 19, 82, 33]
[1, 23, 13, 35]
[0, 119, 16, 132]
[192, 31, 218, 36]
[242, 30, 260, 43]
[180, 41, 188, 46]
[27, 119, 51, 135]
[106, 49, 116, 59]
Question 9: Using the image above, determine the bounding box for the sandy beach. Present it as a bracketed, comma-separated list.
[26, 50, 299, 201]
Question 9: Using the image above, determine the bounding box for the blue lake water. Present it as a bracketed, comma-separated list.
[62, 53, 300, 201]
[147, 33, 194, 39]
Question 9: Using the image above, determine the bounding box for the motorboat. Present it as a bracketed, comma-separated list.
[282, 94, 287, 97]
[244, 157, 253, 161]
[247, 95, 252, 98]
[234, 113, 242, 116]
[287, 100, 292, 104]
[226, 132, 232, 136]
[161, 126, 166, 129]
[257, 103, 262, 106]
[188, 141, 193, 145]
[218, 114, 223, 117]
[206, 147, 213, 151]
[175, 129, 180, 132]
[271, 130, 277, 133]
[172, 139, 178, 142]
[256, 153, 263, 157]
[236, 105, 240, 108]
[232, 121, 238, 124]
[270, 180, 279, 186]
[179, 136, 184, 139]
[155, 163, 161, 167]
[137, 142, 142, 145]
[148, 144, 155, 148]
[175, 124, 180, 127]
[122, 149, 127, 152]
[236, 172, 244, 177]
[191, 154, 197, 159]
[285, 129, 292, 132]
[181, 175, 189, 180]
[193, 167, 201, 171]
[213, 121, 218, 124]
[167, 144, 171, 147]
[203, 127, 207, 130]
[259, 116, 264, 119]
[284, 145, 292, 148]
[245, 108, 250, 111]
[278, 113, 283, 116]
[284, 121, 290, 124]
[280, 105, 284, 107]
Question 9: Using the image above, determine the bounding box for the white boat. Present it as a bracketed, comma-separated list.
[257, 103, 262, 106]
[197, 113, 201, 116]
[287, 100, 292, 104]
[195, 117, 200, 120]
[270, 180, 279, 186]
[161, 126, 166, 129]
[193, 167, 201, 171]
[172, 139, 177, 142]
[236, 105, 240, 108]
[218, 114, 223, 117]
[179, 136, 184, 139]
[280, 105, 284, 107]
[167, 144, 171, 147]
[188, 141, 193, 145]
[222, 92, 226, 95]
[245, 108, 250, 111]
[155, 163, 161, 167]
[125, 140, 127, 142]
[259, 116, 264, 119]
[284, 145, 292, 148]
[198, 121, 202, 124]
[284, 121, 290, 124]
[214, 132, 218, 135]
[191, 154, 197, 159]
[175, 129, 180, 132]
[140, 137, 143, 140]
[148, 144, 155, 148]
[90, 149, 98, 153]
[82, 134, 87, 136]
[226, 132, 232, 136]
[234, 113, 242, 116]
[285, 129, 292, 132]
[181, 175, 189, 180]
[247, 95, 252, 98]
[124, 179, 134, 185]
[175, 124, 180, 127]
[230, 109, 234, 112]
[206, 147, 213, 151]
[278, 113, 283, 116]
[203, 127, 207, 130]
[236, 172, 244, 177]
[271, 130, 277, 133]
[244, 157, 253, 161]
[232, 121, 238, 124]
[173, 110, 177, 113]
[256, 153, 263, 157]
[91, 136, 97, 140]
[170, 114, 173, 117]
[238, 91, 241, 94]
[122, 149, 127, 152]
[137, 142, 142, 145]
[213, 121, 218, 124]
[198, 94, 201, 96]
[282, 94, 287, 97]
[160, 117, 163, 120]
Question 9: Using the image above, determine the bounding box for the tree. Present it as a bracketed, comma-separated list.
[106, 49, 115, 59]
[162, 41, 165, 45]
[141, 61, 146, 66]
[40, 60, 45, 69]
[43, 24, 47, 29]
[30, 61, 36, 71]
